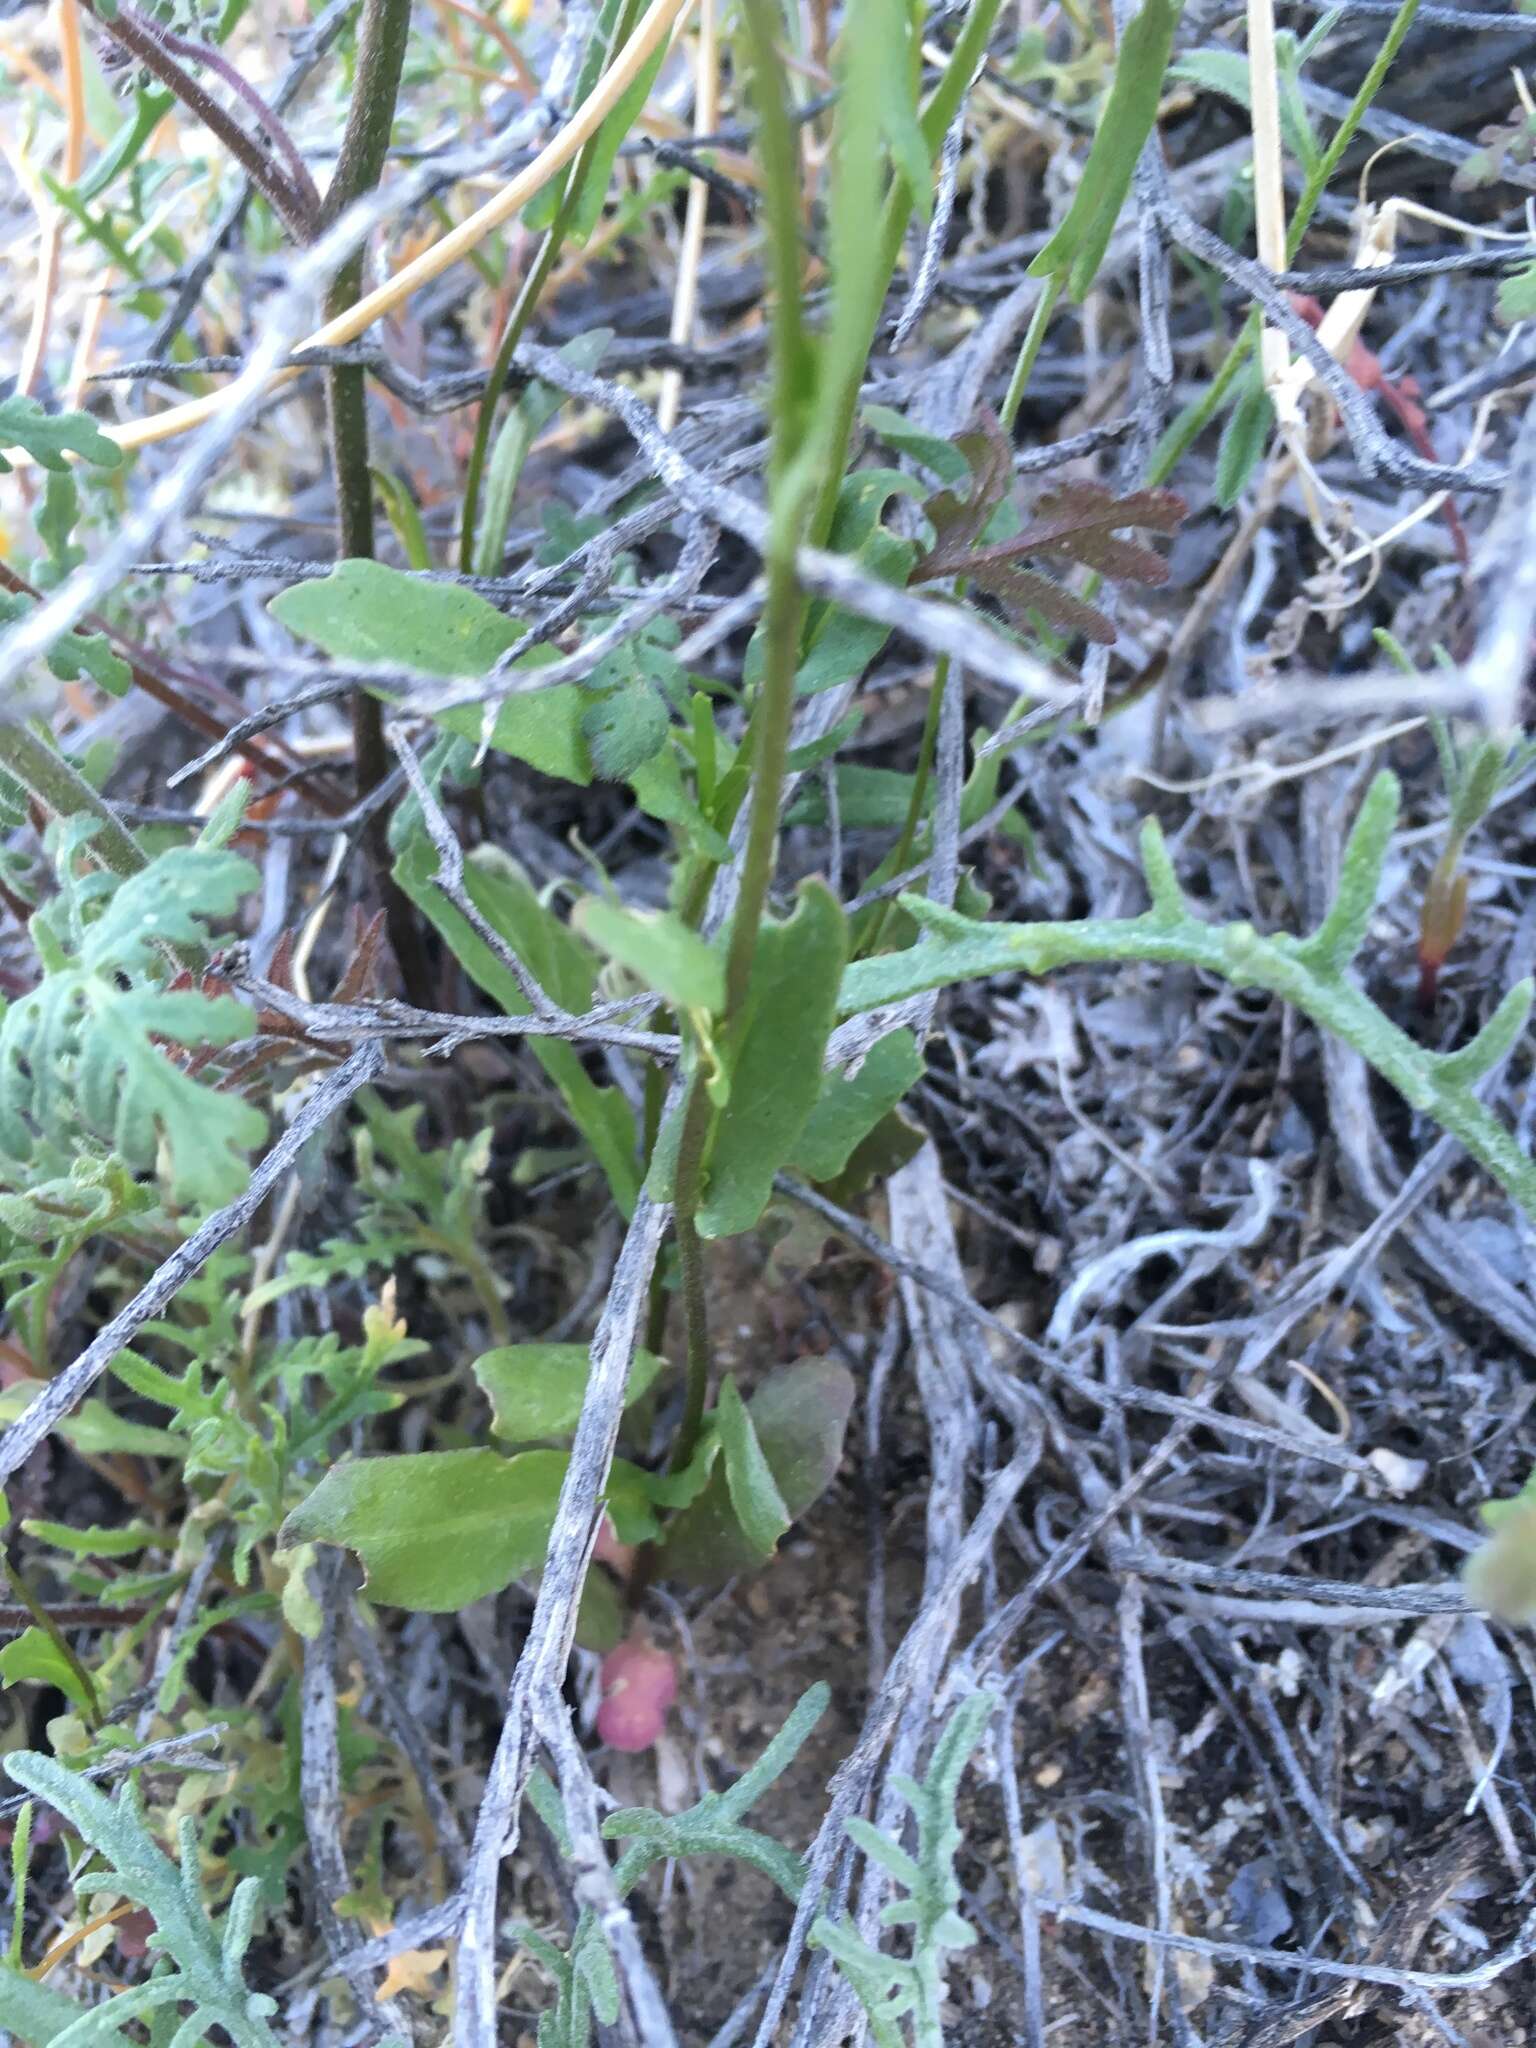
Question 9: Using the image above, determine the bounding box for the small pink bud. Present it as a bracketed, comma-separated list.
[597, 1635, 677, 1752]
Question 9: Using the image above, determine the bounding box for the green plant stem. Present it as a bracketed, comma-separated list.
[999, 274, 1061, 432]
[458, 228, 567, 574]
[459, 0, 645, 574]
[804, 0, 1010, 552]
[666, 0, 1004, 921]
[646, 0, 823, 1560]
[722, 542, 808, 1011]
[318, 0, 431, 1002]
[4, 1550, 101, 1728]
[644, 0, 1003, 1557]
[669, 1199, 712, 1474]
[858, 655, 947, 960]
[1148, 0, 1420, 485]
[0, 722, 145, 878]
[417, 1227, 511, 1346]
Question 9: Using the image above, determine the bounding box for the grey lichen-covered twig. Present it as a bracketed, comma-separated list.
[841, 772, 1536, 1220]
[454, 1194, 670, 2047]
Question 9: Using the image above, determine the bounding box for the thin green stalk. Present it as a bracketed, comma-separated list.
[0, 722, 144, 878]
[1149, 0, 1420, 485]
[805, 0, 1011, 550]
[459, 0, 645, 574]
[667, 1096, 715, 1474]
[725, 0, 988, 980]
[722, 542, 809, 1013]
[417, 1227, 511, 1346]
[857, 655, 947, 960]
[642, 0, 995, 1606]
[4, 1550, 101, 1729]
[1147, 323, 1254, 484]
[999, 274, 1060, 432]
[720, 0, 822, 1016]
[458, 223, 571, 575]
[318, 0, 431, 1001]
[1287, 0, 1421, 248]
[654, 0, 820, 1511]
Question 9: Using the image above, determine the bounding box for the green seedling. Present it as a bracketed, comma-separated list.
[811, 1690, 999, 2048]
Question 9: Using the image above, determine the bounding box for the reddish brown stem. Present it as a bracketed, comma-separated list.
[157, 17, 322, 222]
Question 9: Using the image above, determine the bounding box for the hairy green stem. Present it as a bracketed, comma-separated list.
[644, 0, 998, 1533]
[717, 0, 817, 1007]
[4, 1548, 101, 1727]
[669, 1191, 713, 1473]
[318, 0, 432, 1000]
[651, 0, 822, 1529]
[0, 722, 145, 878]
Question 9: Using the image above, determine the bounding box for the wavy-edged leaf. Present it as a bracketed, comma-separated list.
[0, 396, 123, 473]
[280, 1448, 567, 1610]
[717, 1376, 791, 1557]
[790, 1030, 924, 1182]
[698, 881, 847, 1237]
[576, 898, 725, 1016]
[476, 1341, 665, 1444]
[270, 559, 591, 785]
